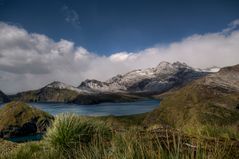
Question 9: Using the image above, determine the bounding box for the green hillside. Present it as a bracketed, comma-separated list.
[144, 65, 239, 138]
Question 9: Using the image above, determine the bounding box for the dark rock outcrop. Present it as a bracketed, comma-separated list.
[0, 90, 10, 103]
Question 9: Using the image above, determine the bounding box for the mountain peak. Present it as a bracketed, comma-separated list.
[172, 61, 190, 68]
[46, 81, 68, 88]
[156, 61, 171, 68]
[78, 61, 206, 93]
[156, 61, 191, 70]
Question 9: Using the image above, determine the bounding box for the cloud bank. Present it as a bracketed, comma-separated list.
[0, 20, 239, 93]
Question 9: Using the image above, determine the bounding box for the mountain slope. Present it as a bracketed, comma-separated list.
[70, 92, 144, 105]
[10, 81, 81, 102]
[10, 62, 213, 104]
[78, 61, 208, 94]
[144, 64, 239, 133]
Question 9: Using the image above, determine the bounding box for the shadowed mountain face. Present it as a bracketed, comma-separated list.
[9, 83, 80, 103]
[144, 64, 239, 130]
[9, 62, 210, 104]
[70, 93, 144, 105]
[0, 91, 9, 103]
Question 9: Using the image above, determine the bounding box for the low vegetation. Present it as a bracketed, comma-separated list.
[1, 113, 239, 159]
[144, 79, 239, 140]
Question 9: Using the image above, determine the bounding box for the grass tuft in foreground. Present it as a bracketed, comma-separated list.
[2, 114, 239, 159]
[44, 113, 112, 158]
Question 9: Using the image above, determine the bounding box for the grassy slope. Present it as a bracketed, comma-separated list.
[2, 114, 239, 159]
[144, 78, 239, 138]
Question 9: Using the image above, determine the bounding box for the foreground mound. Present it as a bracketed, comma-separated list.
[0, 102, 54, 138]
[144, 64, 239, 137]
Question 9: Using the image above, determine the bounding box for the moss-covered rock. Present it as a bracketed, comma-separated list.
[0, 102, 54, 138]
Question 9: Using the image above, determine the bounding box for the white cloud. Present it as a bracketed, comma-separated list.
[0, 20, 239, 93]
[109, 52, 133, 62]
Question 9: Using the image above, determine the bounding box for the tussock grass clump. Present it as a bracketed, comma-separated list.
[2, 114, 238, 159]
[44, 113, 112, 157]
[199, 125, 239, 139]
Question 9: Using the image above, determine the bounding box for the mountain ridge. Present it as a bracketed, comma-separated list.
[5, 61, 218, 104]
[78, 61, 209, 93]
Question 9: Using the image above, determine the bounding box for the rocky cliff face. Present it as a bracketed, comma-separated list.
[78, 61, 208, 93]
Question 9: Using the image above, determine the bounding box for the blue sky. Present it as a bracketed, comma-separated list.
[1, 0, 239, 55]
[0, 0, 239, 93]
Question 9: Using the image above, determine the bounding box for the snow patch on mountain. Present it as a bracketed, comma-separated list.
[78, 61, 209, 93]
[45, 81, 88, 93]
[196, 66, 220, 73]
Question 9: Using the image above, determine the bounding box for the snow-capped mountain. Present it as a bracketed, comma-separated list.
[78, 61, 208, 93]
[45, 81, 86, 93]
[10, 81, 86, 103]
[8, 61, 222, 104]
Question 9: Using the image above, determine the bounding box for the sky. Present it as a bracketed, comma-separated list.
[0, 0, 239, 93]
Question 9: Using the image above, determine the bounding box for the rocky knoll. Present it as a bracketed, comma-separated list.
[0, 102, 53, 138]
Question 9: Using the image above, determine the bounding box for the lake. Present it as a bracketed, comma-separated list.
[0, 99, 160, 116]
[1, 100, 160, 142]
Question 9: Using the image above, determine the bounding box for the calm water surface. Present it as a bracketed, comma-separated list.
[0, 100, 160, 116]
[0, 100, 159, 142]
